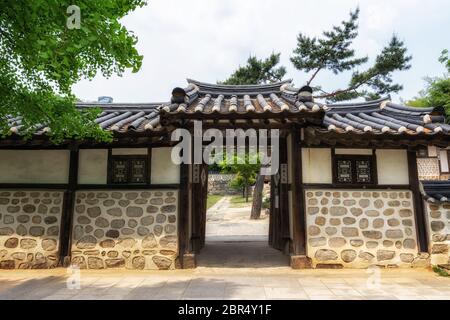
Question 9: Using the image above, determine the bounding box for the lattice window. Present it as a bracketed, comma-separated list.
[356, 160, 371, 183]
[336, 160, 352, 183]
[109, 156, 148, 184]
[333, 154, 375, 185]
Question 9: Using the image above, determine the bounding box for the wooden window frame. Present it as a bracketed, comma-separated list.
[332, 152, 377, 187]
[107, 150, 151, 185]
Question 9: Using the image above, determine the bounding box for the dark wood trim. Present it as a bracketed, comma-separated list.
[407, 150, 429, 252]
[76, 184, 179, 190]
[58, 147, 78, 266]
[147, 147, 153, 183]
[302, 183, 411, 190]
[178, 162, 190, 268]
[290, 128, 306, 255]
[0, 183, 68, 189]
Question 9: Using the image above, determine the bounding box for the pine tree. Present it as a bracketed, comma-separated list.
[290, 8, 412, 101]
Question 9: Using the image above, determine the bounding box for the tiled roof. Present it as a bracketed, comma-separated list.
[316, 98, 450, 135]
[3, 79, 450, 138]
[422, 180, 450, 203]
[159, 79, 326, 116]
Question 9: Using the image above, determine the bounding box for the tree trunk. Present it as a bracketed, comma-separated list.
[250, 173, 265, 219]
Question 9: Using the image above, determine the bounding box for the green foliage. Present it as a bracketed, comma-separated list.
[407, 50, 450, 120]
[219, 153, 261, 202]
[221, 53, 286, 85]
[0, 0, 146, 143]
[432, 265, 450, 277]
[290, 7, 411, 101]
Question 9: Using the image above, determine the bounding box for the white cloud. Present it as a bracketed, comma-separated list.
[72, 0, 450, 103]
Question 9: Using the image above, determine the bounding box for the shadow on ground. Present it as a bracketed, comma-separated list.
[196, 241, 290, 268]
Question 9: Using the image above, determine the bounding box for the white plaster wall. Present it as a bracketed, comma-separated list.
[0, 150, 69, 183]
[301, 148, 332, 184]
[151, 147, 180, 184]
[376, 150, 409, 185]
[78, 149, 108, 184]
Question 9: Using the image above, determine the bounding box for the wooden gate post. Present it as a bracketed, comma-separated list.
[289, 128, 311, 268]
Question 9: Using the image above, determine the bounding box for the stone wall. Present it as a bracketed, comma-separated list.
[208, 174, 239, 195]
[425, 201, 450, 265]
[305, 189, 427, 268]
[0, 190, 62, 269]
[71, 190, 178, 270]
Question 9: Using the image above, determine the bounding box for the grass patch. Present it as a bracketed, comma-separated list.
[207, 195, 223, 210]
[229, 195, 253, 208]
[433, 265, 450, 277]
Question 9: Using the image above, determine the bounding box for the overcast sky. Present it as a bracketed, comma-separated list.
[72, 0, 450, 103]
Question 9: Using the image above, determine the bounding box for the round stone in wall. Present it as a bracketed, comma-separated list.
[146, 206, 158, 214]
[44, 216, 57, 225]
[388, 218, 400, 227]
[95, 217, 109, 228]
[341, 227, 358, 237]
[0, 227, 14, 236]
[156, 214, 167, 224]
[76, 235, 97, 249]
[128, 219, 138, 228]
[386, 229, 403, 239]
[5, 237, 18, 248]
[125, 192, 139, 200]
[23, 204, 36, 213]
[17, 224, 27, 236]
[341, 249, 357, 263]
[403, 239, 416, 249]
[154, 225, 163, 236]
[137, 227, 150, 236]
[105, 230, 120, 238]
[20, 238, 37, 249]
[111, 219, 125, 229]
[141, 216, 154, 226]
[142, 234, 157, 248]
[359, 199, 370, 208]
[308, 226, 321, 236]
[168, 215, 176, 223]
[330, 206, 346, 216]
[383, 208, 395, 216]
[400, 253, 414, 263]
[42, 239, 57, 251]
[103, 200, 115, 207]
[372, 218, 384, 228]
[152, 256, 172, 270]
[77, 216, 91, 224]
[121, 228, 135, 235]
[365, 210, 379, 217]
[32, 216, 42, 224]
[329, 218, 341, 226]
[126, 206, 143, 217]
[94, 229, 104, 239]
[100, 239, 115, 248]
[343, 217, 356, 225]
[106, 208, 122, 217]
[165, 224, 176, 234]
[119, 200, 130, 207]
[350, 239, 363, 247]
[111, 192, 123, 199]
[383, 240, 394, 247]
[47, 226, 59, 236]
[374, 199, 384, 209]
[377, 250, 395, 261]
[309, 237, 326, 247]
[30, 226, 44, 236]
[132, 256, 145, 269]
[315, 216, 326, 226]
[150, 198, 163, 205]
[362, 230, 382, 239]
[325, 227, 337, 236]
[358, 251, 374, 261]
[359, 218, 369, 229]
[350, 208, 363, 217]
[329, 237, 346, 248]
[366, 241, 378, 249]
[431, 221, 445, 232]
[117, 238, 136, 248]
[17, 215, 30, 223]
[315, 249, 338, 261]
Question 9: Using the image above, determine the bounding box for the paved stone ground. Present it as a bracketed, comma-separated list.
[206, 196, 269, 242]
[0, 261, 449, 300]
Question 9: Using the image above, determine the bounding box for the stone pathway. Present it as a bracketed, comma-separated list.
[0, 266, 449, 300]
[206, 196, 269, 242]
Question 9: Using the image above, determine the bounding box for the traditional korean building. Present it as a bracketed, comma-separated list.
[0, 79, 449, 270]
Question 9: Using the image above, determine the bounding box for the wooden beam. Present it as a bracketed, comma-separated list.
[290, 129, 307, 255]
[407, 150, 429, 252]
[58, 147, 78, 266]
